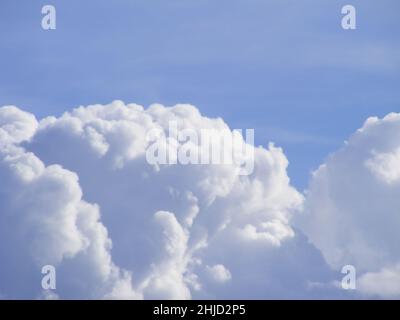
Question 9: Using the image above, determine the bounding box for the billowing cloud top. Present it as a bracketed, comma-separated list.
[1, 101, 399, 299]
[299, 113, 400, 298]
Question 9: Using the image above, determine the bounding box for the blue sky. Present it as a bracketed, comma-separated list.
[0, 0, 399, 188]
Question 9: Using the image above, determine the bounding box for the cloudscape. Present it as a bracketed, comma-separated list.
[0, 1, 399, 300]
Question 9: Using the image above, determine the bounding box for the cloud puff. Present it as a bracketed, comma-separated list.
[0, 143, 140, 299]
[206, 264, 232, 283]
[0, 106, 37, 146]
[299, 112, 400, 298]
[358, 264, 400, 298]
[1, 100, 338, 299]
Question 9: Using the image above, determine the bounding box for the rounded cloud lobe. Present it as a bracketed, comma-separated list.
[300, 113, 400, 298]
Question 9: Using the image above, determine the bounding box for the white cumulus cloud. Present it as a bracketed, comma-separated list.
[1, 101, 333, 299]
[299, 112, 400, 298]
